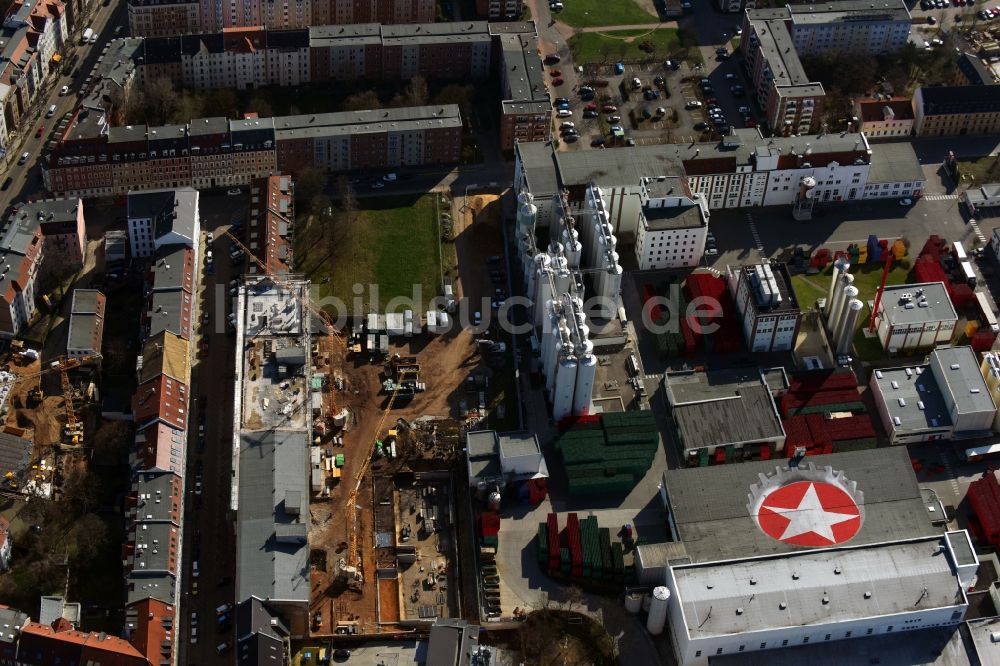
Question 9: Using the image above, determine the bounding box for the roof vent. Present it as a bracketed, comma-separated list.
[834, 566, 841, 575]
[749, 577, 757, 585]
[792, 572, 799, 580]
[864, 591, 872, 599]
[736, 607, 744, 615]
[822, 596, 829, 605]
[779, 602, 787, 610]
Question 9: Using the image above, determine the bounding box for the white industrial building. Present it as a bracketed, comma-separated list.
[634, 177, 710, 270]
[465, 430, 548, 488]
[727, 262, 801, 352]
[870, 346, 997, 445]
[650, 448, 973, 666]
[514, 191, 605, 422]
[980, 352, 1000, 433]
[873, 282, 957, 353]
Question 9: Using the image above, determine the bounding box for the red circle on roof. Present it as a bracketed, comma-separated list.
[757, 480, 861, 547]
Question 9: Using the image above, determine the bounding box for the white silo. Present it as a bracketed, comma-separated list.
[827, 257, 849, 307]
[534, 265, 555, 328]
[836, 299, 864, 355]
[574, 348, 597, 415]
[552, 355, 578, 421]
[553, 258, 572, 297]
[562, 227, 582, 268]
[516, 191, 536, 232]
[542, 310, 560, 378]
[827, 272, 854, 329]
[603, 264, 624, 317]
[647, 586, 670, 635]
[625, 593, 643, 614]
[829, 279, 856, 339]
[830, 285, 858, 347]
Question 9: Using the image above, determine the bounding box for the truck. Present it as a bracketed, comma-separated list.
[81, 28, 93, 44]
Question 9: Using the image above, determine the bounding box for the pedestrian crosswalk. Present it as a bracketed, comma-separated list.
[923, 193, 959, 201]
[745, 212, 766, 259]
[970, 218, 987, 244]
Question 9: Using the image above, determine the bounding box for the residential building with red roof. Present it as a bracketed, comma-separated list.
[18, 620, 150, 666]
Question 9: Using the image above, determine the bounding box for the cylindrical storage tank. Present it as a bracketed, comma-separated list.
[534, 270, 554, 328]
[487, 491, 501, 511]
[836, 299, 864, 355]
[647, 586, 670, 635]
[831, 285, 858, 347]
[827, 273, 853, 329]
[601, 265, 624, 318]
[573, 353, 597, 415]
[827, 257, 849, 306]
[625, 593, 643, 614]
[548, 241, 564, 259]
[542, 315, 561, 378]
[562, 228, 582, 268]
[554, 267, 572, 298]
[552, 356, 577, 421]
[517, 191, 536, 231]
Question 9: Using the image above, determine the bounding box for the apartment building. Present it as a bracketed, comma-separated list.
[727, 262, 801, 352]
[0, 198, 85, 338]
[741, 9, 825, 135]
[913, 85, 1000, 137]
[955, 51, 996, 86]
[498, 31, 551, 150]
[129, 0, 433, 36]
[127, 0, 198, 37]
[247, 175, 293, 276]
[477, 0, 523, 19]
[0, 0, 68, 147]
[854, 97, 915, 139]
[787, 0, 911, 56]
[127, 188, 199, 258]
[634, 177, 710, 270]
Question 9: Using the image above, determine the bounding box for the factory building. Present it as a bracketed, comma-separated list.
[870, 346, 996, 444]
[727, 262, 801, 352]
[652, 448, 972, 666]
[634, 177, 709, 270]
[872, 282, 957, 353]
[979, 352, 1000, 433]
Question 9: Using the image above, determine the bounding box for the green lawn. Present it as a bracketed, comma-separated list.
[955, 156, 1000, 187]
[569, 28, 680, 64]
[558, 0, 658, 28]
[791, 260, 914, 362]
[295, 194, 453, 312]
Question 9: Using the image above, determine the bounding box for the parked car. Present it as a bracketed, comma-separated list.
[544, 54, 561, 65]
[17, 152, 29, 165]
[591, 137, 606, 146]
[552, 77, 565, 86]
[559, 121, 575, 131]
[583, 109, 598, 118]
[34, 126, 43, 138]
[550, 69, 562, 77]
[685, 100, 703, 109]
[693, 122, 709, 131]
[601, 104, 618, 112]
[226, 188, 241, 195]
[59, 85, 69, 96]
[556, 108, 572, 118]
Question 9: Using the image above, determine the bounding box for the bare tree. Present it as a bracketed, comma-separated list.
[205, 88, 238, 119]
[404, 75, 429, 107]
[245, 95, 273, 118]
[60, 465, 98, 514]
[295, 167, 325, 206]
[71, 513, 107, 565]
[342, 90, 382, 111]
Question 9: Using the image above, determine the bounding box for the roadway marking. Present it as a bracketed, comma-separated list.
[923, 193, 959, 201]
[745, 212, 766, 259]
[939, 450, 961, 497]
[969, 218, 987, 244]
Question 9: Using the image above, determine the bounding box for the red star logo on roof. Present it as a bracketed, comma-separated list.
[756, 480, 862, 547]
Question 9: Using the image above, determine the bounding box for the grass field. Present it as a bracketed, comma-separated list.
[791, 260, 914, 362]
[557, 0, 657, 28]
[295, 194, 454, 312]
[956, 156, 1000, 187]
[569, 28, 680, 64]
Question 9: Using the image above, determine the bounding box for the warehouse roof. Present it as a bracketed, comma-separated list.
[932, 346, 997, 416]
[871, 365, 952, 433]
[499, 32, 547, 104]
[674, 535, 962, 640]
[664, 368, 784, 451]
[867, 142, 925, 184]
[662, 447, 938, 562]
[641, 200, 706, 231]
[237, 430, 310, 604]
[879, 282, 956, 326]
[918, 84, 1000, 116]
[788, 0, 910, 22]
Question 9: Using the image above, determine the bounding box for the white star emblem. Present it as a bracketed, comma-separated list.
[766, 482, 858, 543]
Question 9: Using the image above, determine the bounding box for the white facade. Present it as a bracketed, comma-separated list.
[790, 5, 912, 57]
[634, 191, 709, 271]
[875, 283, 956, 353]
[686, 168, 769, 210]
[666, 536, 969, 666]
[930, 346, 997, 433]
[981, 352, 1000, 432]
[182, 48, 267, 90]
[762, 160, 871, 206]
[265, 47, 310, 87]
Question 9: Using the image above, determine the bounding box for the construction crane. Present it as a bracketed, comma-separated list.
[338, 381, 402, 589]
[7, 355, 100, 442]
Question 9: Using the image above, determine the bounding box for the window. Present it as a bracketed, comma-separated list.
[760, 643, 767, 649]
[739, 645, 745, 652]
[695, 652, 702, 658]
[824, 634, 831, 641]
[716, 648, 724, 655]
[782, 640, 788, 646]
[887, 626, 893, 632]
[845, 631, 852, 638]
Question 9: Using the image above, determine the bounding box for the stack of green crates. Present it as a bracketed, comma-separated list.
[481, 535, 498, 548]
[556, 411, 660, 497]
[560, 547, 571, 574]
[537, 523, 548, 566]
[580, 516, 600, 578]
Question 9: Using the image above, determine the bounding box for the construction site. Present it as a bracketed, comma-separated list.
[302, 189, 513, 636]
[0, 347, 101, 499]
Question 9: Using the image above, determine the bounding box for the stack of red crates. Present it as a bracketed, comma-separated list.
[810, 248, 830, 269]
[916, 236, 977, 309]
[642, 284, 664, 324]
[479, 512, 500, 538]
[684, 274, 742, 354]
[968, 473, 1000, 549]
[780, 389, 863, 416]
[823, 415, 876, 441]
[546, 513, 560, 573]
[787, 370, 858, 393]
[526, 478, 548, 504]
[565, 513, 583, 577]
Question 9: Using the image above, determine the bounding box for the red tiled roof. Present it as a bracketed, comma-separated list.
[856, 98, 915, 123]
[135, 423, 185, 473]
[132, 375, 187, 430]
[126, 598, 173, 665]
[19, 621, 150, 666]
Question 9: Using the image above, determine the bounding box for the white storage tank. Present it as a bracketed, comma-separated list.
[517, 191, 537, 233]
[827, 257, 849, 306]
[625, 593, 643, 614]
[646, 586, 670, 635]
[828, 272, 854, 330]
[574, 351, 597, 415]
[831, 285, 859, 346]
[552, 355, 578, 421]
[837, 299, 864, 355]
[562, 227, 582, 268]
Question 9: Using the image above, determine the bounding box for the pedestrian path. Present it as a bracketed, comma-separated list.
[923, 193, 959, 201]
[970, 218, 987, 244]
[746, 212, 766, 259]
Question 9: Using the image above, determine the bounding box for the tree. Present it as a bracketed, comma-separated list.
[92, 420, 132, 463]
[143, 77, 179, 125]
[342, 90, 382, 111]
[404, 75, 429, 107]
[295, 167, 325, 206]
[245, 95, 273, 118]
[60, 465, 98, 514]
[205, 88, 238, 119]
[172, 91, 205, 124]
[432, 84, 474, 118]
[71, 514, 107, 565]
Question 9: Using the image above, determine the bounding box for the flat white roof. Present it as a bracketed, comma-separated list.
[675, 536, 964, 639]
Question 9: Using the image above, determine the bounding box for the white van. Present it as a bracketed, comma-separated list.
[46, 105, 56, 117]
